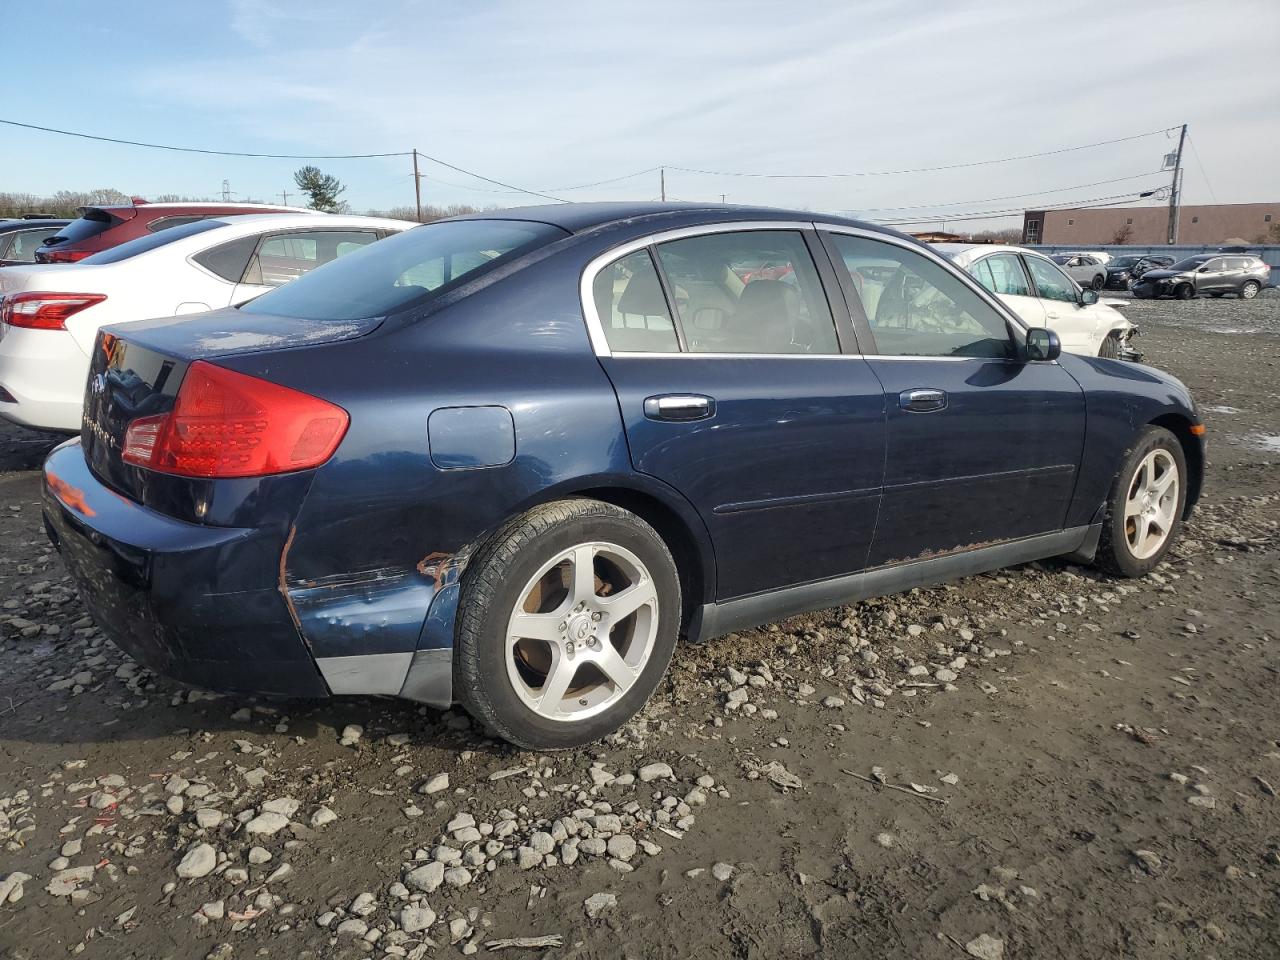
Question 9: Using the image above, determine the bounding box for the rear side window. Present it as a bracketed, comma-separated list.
[242, 230, 381, 286]
[1, 227, 61, 261]
[653, 230, 839, 354]
[828, 233, 1012, 359]
[146, 215, 209, 233]
[972, 254, 1031, 297]
[241, 219, 568, 321]
[81, 219, 227, 264]
[1024, 256, 1078, 303]
[592, 250, 679, 353]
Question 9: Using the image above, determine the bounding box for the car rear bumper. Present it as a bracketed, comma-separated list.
[42, 441, 330, 698]
[0, 325, 89, 431]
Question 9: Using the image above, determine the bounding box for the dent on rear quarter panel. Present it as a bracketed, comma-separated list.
[225, 244, 638, 689]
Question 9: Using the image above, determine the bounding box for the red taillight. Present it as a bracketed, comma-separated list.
[1, 292, 106, 330]
[122, 361, 349, 478]
[36, 249, 93, 264]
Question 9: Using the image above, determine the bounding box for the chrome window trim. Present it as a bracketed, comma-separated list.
[579, 219, 1033, 361]
[579, 220, 835, 359]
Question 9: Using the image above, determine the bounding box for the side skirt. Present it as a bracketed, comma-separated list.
[690, 525, 1098, 644]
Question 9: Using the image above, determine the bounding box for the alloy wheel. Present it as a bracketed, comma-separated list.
[504, 541, 659, 722]
[1123, 449, 1180, 560]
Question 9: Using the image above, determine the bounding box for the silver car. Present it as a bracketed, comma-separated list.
[1050, 254, 1108, 291]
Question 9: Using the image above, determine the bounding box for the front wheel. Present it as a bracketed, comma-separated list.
[1092, 274, 1105, 291]
[1240, 280, 1260, 300]
[453, 499, 681, 750]
[1174, 284, 1195, 300]
[1095, 426, 1187, 578]
[1098, 332, 1122, 359]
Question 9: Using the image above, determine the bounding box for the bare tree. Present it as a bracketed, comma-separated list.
[1109, 223, 1133, 245]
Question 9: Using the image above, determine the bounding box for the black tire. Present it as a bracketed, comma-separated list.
[1095, 426, 1187, 578]
[1098, 332, 1122, 359]
[1240, 280, 1260, 300]
[453, 498, 681, 750]
[1092, 274, 1105, 291]
[1174, 284, 1195, 300]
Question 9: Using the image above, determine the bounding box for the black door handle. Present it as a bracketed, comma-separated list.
[899, 388, 948, 413]
[643, 394, 715, 422]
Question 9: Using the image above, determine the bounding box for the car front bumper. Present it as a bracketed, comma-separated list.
[0, 324, 91, 432]
[42, 440, 331, 698]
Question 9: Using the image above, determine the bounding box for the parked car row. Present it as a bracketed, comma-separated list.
[1130, 253, 1271, 300]
[934, 244, 1139, 359]
[0, 202, 416, 431]
[34, 201, 1205, 749]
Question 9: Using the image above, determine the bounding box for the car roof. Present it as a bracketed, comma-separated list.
[440, 201, 910, 239]
[0, 218, 71, 231]
[930, 242, 1045, 263]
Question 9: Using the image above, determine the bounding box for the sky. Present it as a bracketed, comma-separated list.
[4, 0, 1278, 230]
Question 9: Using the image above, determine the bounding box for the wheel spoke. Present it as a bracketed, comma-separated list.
[1153, 468, 1177, 498]
[568, 544, 597, 607]
[538, 649, 579, 713]
[1124, 494, 1144, 519]
[599, 578, 657, 622]
[509, 611, 563, 645]
[593, 643, 637, 691]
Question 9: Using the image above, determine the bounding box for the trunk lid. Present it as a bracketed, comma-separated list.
[82, 307, 380, 506]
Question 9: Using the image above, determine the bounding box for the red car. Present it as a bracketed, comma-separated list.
[34, 199, 313, 263]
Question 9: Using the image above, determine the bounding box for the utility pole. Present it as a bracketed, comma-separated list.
[412, 149, 423, 223]
[279, 190, 291, 206]
[720, 193, 726, 204]
[221, 179, 231, 202]
[660, 167, 666, 202]
[1166, 123, 1187, 245]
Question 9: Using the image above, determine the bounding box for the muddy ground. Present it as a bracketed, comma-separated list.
[0, 291, 1277, 960]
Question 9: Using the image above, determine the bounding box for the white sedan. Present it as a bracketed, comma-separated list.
[934, 244, 1137, 359]
[0, 213, 416, 431]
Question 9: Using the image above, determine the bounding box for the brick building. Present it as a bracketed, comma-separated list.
[1022, 202, 1279, 246]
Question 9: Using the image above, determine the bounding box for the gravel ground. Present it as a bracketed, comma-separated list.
[1, 291, 1278, 960]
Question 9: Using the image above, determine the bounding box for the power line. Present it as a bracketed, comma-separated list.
[847, 171, 1165, 215]
[875, 190, 1162, 227]
[0, 116, 563, 203]
[1185, 132, 1218, 204]
[0, 117, 411, 159]
[665, 127, 1179, 180]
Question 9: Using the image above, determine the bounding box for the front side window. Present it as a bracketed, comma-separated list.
[829, 234, 1012, 359]
[242, 219, 568, 322]
[653, 230, 838, 354]
[243, 230, 381, 286]
[1024, 256, 1078, 303]
[146, 215, 209, 233]
[591, 249, 679, 353]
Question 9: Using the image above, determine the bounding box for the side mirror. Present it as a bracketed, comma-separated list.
[1198, 266, 1210, 273]
[1079, 288, 1099, 306]
[1025, 327, 1061, 362]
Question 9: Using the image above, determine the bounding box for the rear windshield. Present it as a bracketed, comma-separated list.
[80, 219, 228, 264]
[46, 209, 120, 246]
[240, 219, 569, 322]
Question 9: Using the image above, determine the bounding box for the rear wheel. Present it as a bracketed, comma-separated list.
[1174, 284, 1195, 300]
[454, 499, 680, 750]
[1092, 274, 1105, 291]
[1241, 280, 1261, 300]
[1096, 426, 1186, 578]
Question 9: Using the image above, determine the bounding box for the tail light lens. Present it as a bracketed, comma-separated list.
[1, 292, 106, 330]
[122, 361, 349, 478]
[35, 249, 93, 264]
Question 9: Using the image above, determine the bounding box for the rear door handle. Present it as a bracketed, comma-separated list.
[643, 394, 715, 422]
[899, 388, 948, 413]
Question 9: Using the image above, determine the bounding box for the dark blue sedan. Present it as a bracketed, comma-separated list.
[42, 203, 1204, 749]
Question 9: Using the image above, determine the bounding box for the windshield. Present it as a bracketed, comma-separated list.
[1110, 256, 1141, 268]
[1169, 256, 1212, 271]
[241, 218, 569, 322]
[81, 219, 228, 264]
